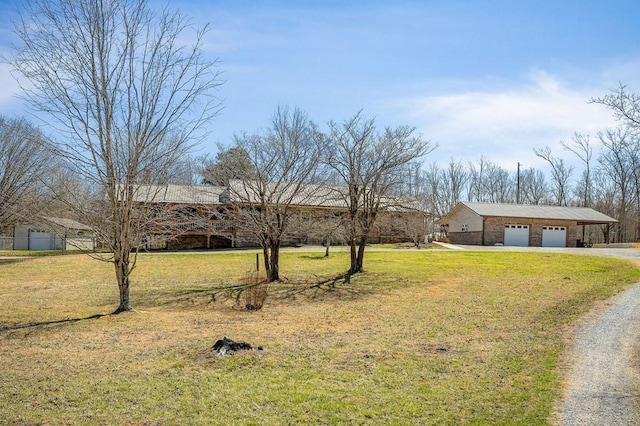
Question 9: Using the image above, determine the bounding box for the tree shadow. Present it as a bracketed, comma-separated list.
[0, 258, 30, 265]
[0, 313, 107, 333]
[278, 272, 363, 300]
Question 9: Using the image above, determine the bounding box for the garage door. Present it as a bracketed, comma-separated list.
[542, 226, 566, 247]
[504, 224, 529, 246]
[28, 231, 52, 250]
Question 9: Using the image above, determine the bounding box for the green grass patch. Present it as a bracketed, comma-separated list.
[0, 250, 638, 424]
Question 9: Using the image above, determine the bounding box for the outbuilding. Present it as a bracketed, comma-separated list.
[438, 202, 618, 247]
[13, 217, 96, 251]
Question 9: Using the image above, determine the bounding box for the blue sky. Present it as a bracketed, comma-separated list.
[1, 0, 639, 171]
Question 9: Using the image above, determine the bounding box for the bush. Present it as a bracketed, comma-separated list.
[238, 272, 269, 311]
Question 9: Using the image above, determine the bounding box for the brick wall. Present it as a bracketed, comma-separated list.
[483, 217, 578, 247]
[448, 231, 482, 245]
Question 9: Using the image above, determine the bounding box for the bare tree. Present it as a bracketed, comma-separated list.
[484, 161, 513, 203]
[0, 116, 55, 235]
[326, 112, 434, 274]
[299, 210, 346, 257]
[597, 128, 636, 242]
[421, 162, 444, 217]
[593, 85, 640, 241]
[467, 157, 513, 203]
[12, 0, 222, 313]
[225, 106, 327, 282]
[441, 159, 468, 212]
[630, 145, 640, 241]
[533, 147, 574, 206]
[519, 167, 549, 205]
[385, 210, 427, 248]
[467, 157, 488, 202]
[593, 84, 640, 129]
[562, 132, 593, 207]
[592, 171, 617, 243]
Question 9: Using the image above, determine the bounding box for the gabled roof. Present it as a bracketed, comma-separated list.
[441, 202, 617, 224]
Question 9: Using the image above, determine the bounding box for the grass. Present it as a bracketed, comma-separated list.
[0, 250, 639, 425]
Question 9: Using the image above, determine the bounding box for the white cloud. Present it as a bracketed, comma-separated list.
[388, 70, 619, 171]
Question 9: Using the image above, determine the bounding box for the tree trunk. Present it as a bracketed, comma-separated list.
[262, 245, 271, 278]
[262, 243, 280, 282]
[325, 237, 330, 257]
[268, 243, 280, 282]
[349, 237, 359, 274]
[355, 236, 367, 273]
[112, 250, 132, 314]
[349, 236, 367, 274]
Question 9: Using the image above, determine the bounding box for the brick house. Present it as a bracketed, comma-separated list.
[438, 202, 617, 247]
[135, 184, 425, 250]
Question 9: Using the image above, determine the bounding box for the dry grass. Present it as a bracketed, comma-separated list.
[0, 250, 639, 424]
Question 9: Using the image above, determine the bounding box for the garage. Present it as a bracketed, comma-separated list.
[28, 230, 63, 250]
[504, 224, 529, 246]
[542, 226, 567, 247]
[439, 202, 618, 247]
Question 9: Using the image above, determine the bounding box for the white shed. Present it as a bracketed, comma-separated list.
[13, 217, 96, 251]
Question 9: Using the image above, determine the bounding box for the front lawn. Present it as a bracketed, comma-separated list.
[0, 250, 638, 424]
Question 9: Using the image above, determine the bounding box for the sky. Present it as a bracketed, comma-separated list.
[1, 0, 640, 172]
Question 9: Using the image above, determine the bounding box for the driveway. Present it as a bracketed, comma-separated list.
[432, 241, 640, 261]
[433, 242, 640, 424]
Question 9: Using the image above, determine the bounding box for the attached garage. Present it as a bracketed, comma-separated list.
[542, 226, 567, 247]
[504, 224, 529, 246]
[438, 202, 618, 247]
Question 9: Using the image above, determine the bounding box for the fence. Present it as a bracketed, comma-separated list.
[0, 237, 12, 250]
[0, 236, 96, 251]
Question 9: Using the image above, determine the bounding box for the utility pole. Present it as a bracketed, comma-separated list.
[516, 162, 521, 204]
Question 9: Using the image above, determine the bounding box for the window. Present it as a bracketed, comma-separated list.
[505, 224, 529, 229]
[461, 224, 468, 232]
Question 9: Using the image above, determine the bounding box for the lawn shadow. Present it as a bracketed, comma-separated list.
[133, 283, 257, 309]
[299, 254, 330, 260]
[0, 258, 30, 265]
[277, 272, 365, 300]
[0, 313, 107, 334]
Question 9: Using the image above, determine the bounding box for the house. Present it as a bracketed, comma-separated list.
[132, 183, 425, 250]
[12, 217, 96, 251]
[438, 202, 617, 247]
[127, 184, 231, 250]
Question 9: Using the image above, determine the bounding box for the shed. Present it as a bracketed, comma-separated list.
[13, 217, 96, 251]
[438, 202, 618, 247]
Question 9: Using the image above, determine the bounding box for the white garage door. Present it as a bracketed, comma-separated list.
[29, 231, 52, 250]
[504, 224, 529, 246]
[542, 226, 566, 247]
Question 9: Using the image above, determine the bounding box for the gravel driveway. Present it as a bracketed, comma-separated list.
[557, 247, 640, 425]
[559, 283, 640, 425]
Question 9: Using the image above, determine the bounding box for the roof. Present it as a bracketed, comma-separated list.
[43, 217, 93, 231]
[128, 182, 422, 211]
[441, 202, 618, 224]
[130, 185, 225, 204]
[227, 180, 348, 208]
[226, 180, 422, 211]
